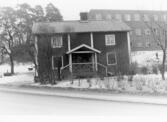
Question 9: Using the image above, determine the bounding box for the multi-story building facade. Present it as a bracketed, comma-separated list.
[88, 9, 167, 51]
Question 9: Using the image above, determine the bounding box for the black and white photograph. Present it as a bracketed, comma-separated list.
[1, 0, 167, 121]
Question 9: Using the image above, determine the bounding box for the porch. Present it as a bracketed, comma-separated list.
[61, 44, 107, 78]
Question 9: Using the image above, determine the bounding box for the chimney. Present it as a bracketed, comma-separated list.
[80, 12, 88, 21]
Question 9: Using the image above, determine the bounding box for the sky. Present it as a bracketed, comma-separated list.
[0, 0, 167, 20]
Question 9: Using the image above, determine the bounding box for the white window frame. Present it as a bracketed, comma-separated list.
[52, 56, 63, 70]
[51, 35, 63, 48]
[105, 34, 116, 46]
[106, 52, 117, 65]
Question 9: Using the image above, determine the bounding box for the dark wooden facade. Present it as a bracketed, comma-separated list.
[32, 20, 131, 82]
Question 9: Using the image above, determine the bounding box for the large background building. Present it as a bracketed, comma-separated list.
[87, 9, 167, 51]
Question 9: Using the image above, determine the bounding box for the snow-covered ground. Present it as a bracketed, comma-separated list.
[131, 51, 162, 66]
[0, 51, 167, 95]
[0, 63, 34, 84]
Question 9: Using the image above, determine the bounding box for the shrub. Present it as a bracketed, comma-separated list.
[152, 65, 158, 74]
[116, 72, 124, 82]
[158, 64, 163, 74]
[128, 62, 138, 82]
[141, 66, 148, 75]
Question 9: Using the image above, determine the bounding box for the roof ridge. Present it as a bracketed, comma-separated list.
[90, 9, 167, 12]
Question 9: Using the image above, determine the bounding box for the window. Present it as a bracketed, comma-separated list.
[107, 52, 117, 65]
[145, 29, 151, 35]
[51, 36, 63, 48]
[129, 31, 133, 35]
[105, 34, 116, 46]
[153, 15, 158, 21]
[95, 14, 102, 20]
[52, 56, 63, 69]
[134, 14, 140, 21]
[145, 40, 151, 47]
[163, 15, 167, 21]
[143, 14, 149, 21]
[135, 29, 142, 36]
[124, 14, 131, 21]
[153, 28, 158, 35]
[106, 14, 112, 20]
[136, 42, 143, 47]
[115, 14, 122, 21]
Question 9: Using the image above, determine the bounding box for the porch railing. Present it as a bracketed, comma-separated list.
[60, 62, 108, 79]
[97, 63, 108, 77]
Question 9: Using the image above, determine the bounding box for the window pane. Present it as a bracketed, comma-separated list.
[115, 14, 122, 21]
[108, 53, 116, 65]
[153, 15, 158, 21]
[105, 34, 115, 45]
[134, 14, 140, 21]
[135, 29, 141, 36]
[124, 14, 131, 21]
[52, 36, 62, 48]
[143, 14, 149, 21]
[95, 14, 102, 20]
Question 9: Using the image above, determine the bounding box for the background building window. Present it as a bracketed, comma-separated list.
[153, 15, 158, 21]
[124, 14, 131, 21]
[115, 14, 122, 21]
[134, 14, 140, 21]
[145, 29, 151, 35]
[163, 15, 167, 21]
[105, 34, 116, 46]
[143, 14, 149, 21]
[136, 42, 143, 47]
[95, 14, 102, 20]
[107, 52, 117, 65]
[51, 36, 63, 48]
[52, 56, 63, 69]
[135, 29, 142, 36]
[153, 28, 158, 35]
[106, 14, 112, 20]
[145, 40, 151, 47]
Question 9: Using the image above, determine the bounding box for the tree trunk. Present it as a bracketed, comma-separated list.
[161, 50, 166, 80]
[9, 54, 14, 74]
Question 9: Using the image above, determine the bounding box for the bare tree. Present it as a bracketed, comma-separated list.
[0, 7, 19, 74]
[144, 17, 167, 80]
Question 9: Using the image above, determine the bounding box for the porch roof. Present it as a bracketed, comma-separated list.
[66, 44, 101, 54]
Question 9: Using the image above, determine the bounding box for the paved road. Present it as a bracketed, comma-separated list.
[1, 90, 167, 116]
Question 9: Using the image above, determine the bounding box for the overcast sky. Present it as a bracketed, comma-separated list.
[0, 0, 167, 20]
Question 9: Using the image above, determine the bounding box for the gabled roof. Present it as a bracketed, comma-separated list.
[32, 20, 131, 34]
[66, 44, 101, 54]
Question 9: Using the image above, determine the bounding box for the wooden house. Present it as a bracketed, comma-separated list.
[32, 20, 131, 82]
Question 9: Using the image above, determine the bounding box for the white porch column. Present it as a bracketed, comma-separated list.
[68, 34, 72, 72]
[68, 34, 71, 51]
[127, 32, 131, 64]
[34, 36, 38, 76]
[90, 32, 94, 48]
[95, 53, 98, 71]
[69, 53, 72, 72]
[92, 53, 95, 71]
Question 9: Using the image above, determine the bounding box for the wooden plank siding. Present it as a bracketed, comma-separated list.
[36, 31, 130, 80]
